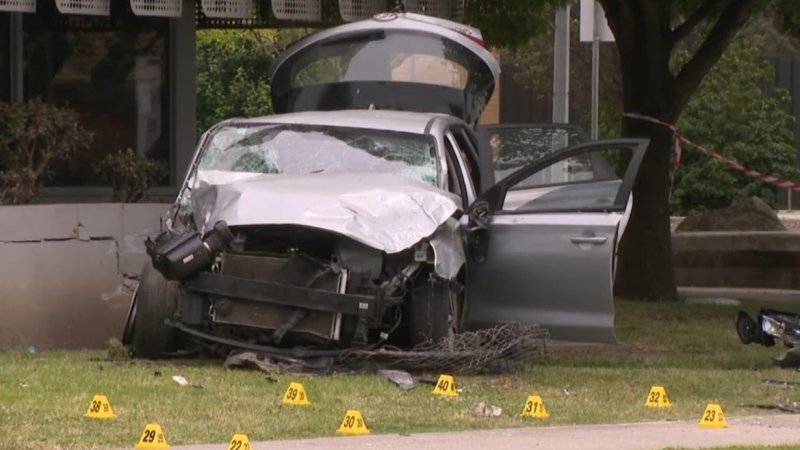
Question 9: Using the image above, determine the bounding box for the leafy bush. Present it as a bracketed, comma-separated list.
[671, 27, 798, 215]
[93, 148, 167, 203]
[0, 98, 93, 204]
[196, 29, 309, 136]
[500, 20, 798, 215]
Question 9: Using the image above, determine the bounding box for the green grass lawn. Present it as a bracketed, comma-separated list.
[2, 300, 800, 449]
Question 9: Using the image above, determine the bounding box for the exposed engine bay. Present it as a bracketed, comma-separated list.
[142, 219, 459, 355]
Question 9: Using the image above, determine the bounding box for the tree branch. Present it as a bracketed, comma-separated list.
[671, 0, 758, 113]
[671, 0, 724, 43]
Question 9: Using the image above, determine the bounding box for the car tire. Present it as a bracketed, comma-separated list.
[407, 275, 457, 347]
[131, 261, 180, 359]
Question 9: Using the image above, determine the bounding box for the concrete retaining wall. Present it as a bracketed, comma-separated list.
[672, 231, 800, 290]
[0, 203, 170, 350]
[2, 204, 796, 350]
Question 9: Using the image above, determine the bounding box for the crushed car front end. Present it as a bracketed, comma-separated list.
[124, 114, 466, 359]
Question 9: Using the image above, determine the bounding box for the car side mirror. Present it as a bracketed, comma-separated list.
[465, 200, 491, 263]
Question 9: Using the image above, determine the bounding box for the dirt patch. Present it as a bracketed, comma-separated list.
[676, 196, 786, 232]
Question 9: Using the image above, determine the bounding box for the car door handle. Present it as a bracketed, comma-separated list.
[570, 236, 608, 245]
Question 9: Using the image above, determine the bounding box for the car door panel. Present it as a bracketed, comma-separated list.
[464, 139, 648, 344]
[465, 212, 621, 343]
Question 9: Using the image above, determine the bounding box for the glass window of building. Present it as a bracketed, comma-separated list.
[22, 19, 170, 186]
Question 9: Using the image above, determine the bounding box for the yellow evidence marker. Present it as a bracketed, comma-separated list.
[432, 374, 458, 397]
[337, 409, 370, 435]
[282, 382, 310, 405]
[520, 395, 550, 419]
[644, 385, 672, 407]
[135, 423, 170, 449]
[227, 433, 252, 450]
[84, 394, 116, 419]
[698, 403, 728, 428]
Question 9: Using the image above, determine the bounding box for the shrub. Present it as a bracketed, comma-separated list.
[0, 98, 93, 204]
[93, 148, 168, 203]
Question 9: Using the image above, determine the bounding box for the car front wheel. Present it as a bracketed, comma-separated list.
[129, 261, 180, 359]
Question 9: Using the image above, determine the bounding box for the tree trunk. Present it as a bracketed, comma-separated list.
[603, 0, 680, 301]
[601, 0, 755, 301]
[614, 119, 679, 301]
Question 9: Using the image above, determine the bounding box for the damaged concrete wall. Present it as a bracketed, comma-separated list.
[0, 203, 170, 350]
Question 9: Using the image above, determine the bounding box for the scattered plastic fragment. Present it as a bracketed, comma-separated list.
[739, 398, 800, 413]
[473, 401, 503, 417]
[377, 369, 415, 390]
[172, 375, 189, 386]
[224, 351, 281, 373]
[762, 379, 800, 388]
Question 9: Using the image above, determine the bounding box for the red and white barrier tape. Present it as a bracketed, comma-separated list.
[623, 112, 800, 190]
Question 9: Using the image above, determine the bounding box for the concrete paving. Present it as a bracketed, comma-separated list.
[151, 414, 800, 450]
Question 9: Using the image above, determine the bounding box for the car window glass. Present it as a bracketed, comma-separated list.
[197, 124, 438, 185]
[502, 146, 631, 213]
[289, 31, 490, 93]
[390, 54, 468, 88]
[489, 126, 585, 182]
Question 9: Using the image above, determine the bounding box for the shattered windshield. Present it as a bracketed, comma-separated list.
[197, 123, 438, 185]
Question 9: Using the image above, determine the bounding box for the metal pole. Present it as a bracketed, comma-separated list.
[552, 6, 570, 124]
[9, 12, 23, 103]
[590, 0, 600, 140]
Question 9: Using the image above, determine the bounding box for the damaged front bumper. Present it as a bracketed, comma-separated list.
[736, 308, 800, 367]
[185, 272, 401, 318]
[144, 219, 420, 351]
[181, 271, 404, 345]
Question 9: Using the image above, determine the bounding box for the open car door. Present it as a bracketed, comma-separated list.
[463, 137, 648, 344]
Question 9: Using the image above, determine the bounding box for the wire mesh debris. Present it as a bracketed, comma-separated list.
[338, 322, 550, 373]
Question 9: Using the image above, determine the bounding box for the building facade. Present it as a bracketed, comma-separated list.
[1, 0, 467, 202]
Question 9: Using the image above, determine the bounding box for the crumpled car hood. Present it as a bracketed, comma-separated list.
[190, 170, 460, 254]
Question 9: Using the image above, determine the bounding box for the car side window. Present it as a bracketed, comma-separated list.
[487, 126, 584, 182]
[501, 146, 631, 213]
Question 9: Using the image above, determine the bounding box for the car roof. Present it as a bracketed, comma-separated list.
[232, 110, 455, 135]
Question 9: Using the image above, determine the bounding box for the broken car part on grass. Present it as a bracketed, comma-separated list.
[736, 309, 800, 367]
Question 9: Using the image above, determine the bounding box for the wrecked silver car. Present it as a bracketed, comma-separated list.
[123, 12, 648, 359]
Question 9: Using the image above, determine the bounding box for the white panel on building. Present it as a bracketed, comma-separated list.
[130, 0, 181, 17]
[201, 0, 254, 19]
[271, 0, 321, 22]
[339, 0, 384, 22]
[0, 0, 35, 13]
[404, 0, 463, 20]
[55, 0, 110, 16]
